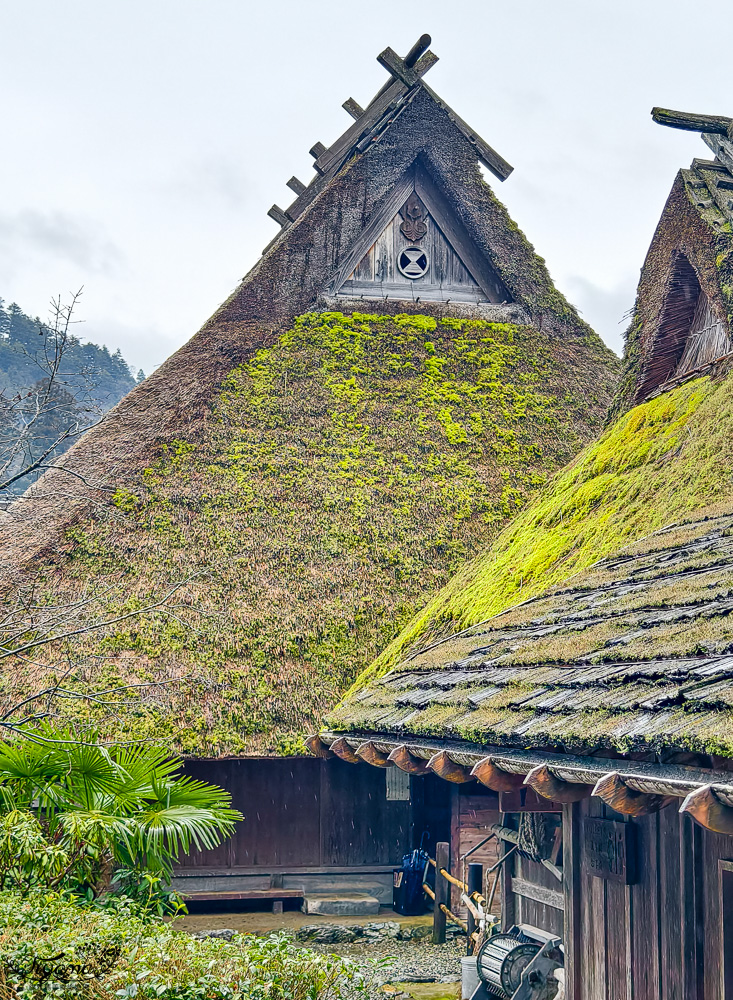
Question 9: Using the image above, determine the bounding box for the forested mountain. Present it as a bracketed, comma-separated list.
[0, 297, 141, 496]
[0, 298, 140, 406]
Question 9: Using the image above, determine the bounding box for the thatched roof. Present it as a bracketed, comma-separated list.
[0, 40, 618, 755]
[331, 115, 733, 760]
[612, 111, 733, 415]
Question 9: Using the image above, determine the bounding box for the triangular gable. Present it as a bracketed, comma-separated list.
[618, 109, 733, 408]
[331, 161, 511, 304]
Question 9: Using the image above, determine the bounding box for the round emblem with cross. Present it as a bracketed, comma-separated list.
[397, 246, 429, 279]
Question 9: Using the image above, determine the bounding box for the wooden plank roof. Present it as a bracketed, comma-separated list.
[328, 507, 733, 757]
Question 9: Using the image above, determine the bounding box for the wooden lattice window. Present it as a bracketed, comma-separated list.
[676, 290, 731, 376]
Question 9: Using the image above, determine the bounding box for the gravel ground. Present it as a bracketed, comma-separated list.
[303, 935, 465, 987]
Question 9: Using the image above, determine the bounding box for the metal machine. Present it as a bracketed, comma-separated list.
[472, 925, 563, 1000]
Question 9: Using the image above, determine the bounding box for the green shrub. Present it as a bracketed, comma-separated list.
[0, 892, 368, 1000]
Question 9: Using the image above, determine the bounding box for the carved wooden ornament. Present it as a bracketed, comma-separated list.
[428, 750, 474, 783]
[593, 772, 675, 816]
[471, 757, 525, 791]
[400, 192, 428, 242]
[524, 764, 593, 803]
[387, 745, 431, 775]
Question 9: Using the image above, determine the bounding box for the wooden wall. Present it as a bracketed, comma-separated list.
[562, 797, 733, 1000]
[451, 785, 503, 917]
[176, 757, 448, 872]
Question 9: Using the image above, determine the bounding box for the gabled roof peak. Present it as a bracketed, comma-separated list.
[267, 35, 513, 242]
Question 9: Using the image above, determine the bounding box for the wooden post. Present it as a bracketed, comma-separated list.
[433, 841, 449, 944]
[466, 862, 482, 954]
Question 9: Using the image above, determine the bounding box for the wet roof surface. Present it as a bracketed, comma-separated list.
[330, 510, 733, 755]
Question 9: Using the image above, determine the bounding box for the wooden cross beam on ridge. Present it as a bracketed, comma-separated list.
[652, 107, 733, 176]
[652, 107, 733, 139]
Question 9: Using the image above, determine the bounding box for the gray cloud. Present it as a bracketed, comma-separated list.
[0, 210, 124, 279]
[565, 275, 638, 357]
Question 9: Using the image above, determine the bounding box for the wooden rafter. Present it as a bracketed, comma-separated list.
[524, 763, 593, 803]
[329, 737, 362, 763]
[471, 756, 525, 791]
[356, 741, 393, 767]
[387, 744, 431, 775]
[592, 772, 675, 816]
[652, 107, 733, 137]
[679, 783, 733, 834]
[427, 750, 474, 783]
[304, 734, 334, 759]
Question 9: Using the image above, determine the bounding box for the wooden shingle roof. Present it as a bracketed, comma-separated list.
[328, 508, 733, 756]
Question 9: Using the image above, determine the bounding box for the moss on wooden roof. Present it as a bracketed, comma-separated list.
[348, 371, 733, 696]
[330, 365, 733, 756]
[0, 311, 616, 755]
[329, 499, 733, 756]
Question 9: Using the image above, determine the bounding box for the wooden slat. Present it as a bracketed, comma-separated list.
[414, 162, 509, 303]
[286, 176, 307, 196]
[563, 803, 582, 1000]
[342, 98, 364, 120]
[315, 78, 408, 176]
[630, 812, 661, 1000]
[510, 876, 564, 910]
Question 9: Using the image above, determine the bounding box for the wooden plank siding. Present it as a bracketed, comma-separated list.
[177, 757, 415, 872]
[561, 797, 733, 999]
[450, 786, 502, 917]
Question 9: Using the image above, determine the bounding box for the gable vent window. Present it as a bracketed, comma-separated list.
[675, 290, 731, 376]
[637, 254, 731, 402]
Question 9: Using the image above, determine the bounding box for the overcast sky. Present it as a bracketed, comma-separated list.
[1, 0, 730, 375]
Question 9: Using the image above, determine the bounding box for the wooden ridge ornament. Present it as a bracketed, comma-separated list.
[471, 757, 525, 791]
[679, 784, 733, 834]
[304, 735, 334, 759]
[593, 772, 675, 816]
[356, 741, 393, 767]
[329, 737, 362, 764]
[427, 750, 474, 783]
[387, 745, 430, 775]
[524, 764, 593, 803]
[399, 192, 428, 242]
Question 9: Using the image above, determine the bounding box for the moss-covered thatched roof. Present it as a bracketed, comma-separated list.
[331, 131, 733, 759]
[0, 311, 615, 755]
[612, 144, 733, 416]
[330, 373, 733, 756]
[0, 52, 622, 755]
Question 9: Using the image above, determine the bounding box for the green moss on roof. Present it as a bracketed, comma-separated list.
[2, 311, 616, 755]
[349, 371, 733, 696]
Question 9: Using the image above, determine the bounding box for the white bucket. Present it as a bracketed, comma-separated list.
[461, 955, 479, 1000]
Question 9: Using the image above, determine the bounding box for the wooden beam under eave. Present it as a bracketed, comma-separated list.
[471, 757, 525, 791]
[592, 771, 676, 816]
[357, 741, 393, 767]
[388, 745, 430, 775]
[304, 734, 334, 759]
[329, 737, 362, 764]
[428, 750, 475, 784]
[525, 764, 593, 803]
[679, 784, 733, 835]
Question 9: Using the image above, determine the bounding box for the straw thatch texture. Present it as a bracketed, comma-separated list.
[612, 165, 733, 415]
[0, 311, 616, 755]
